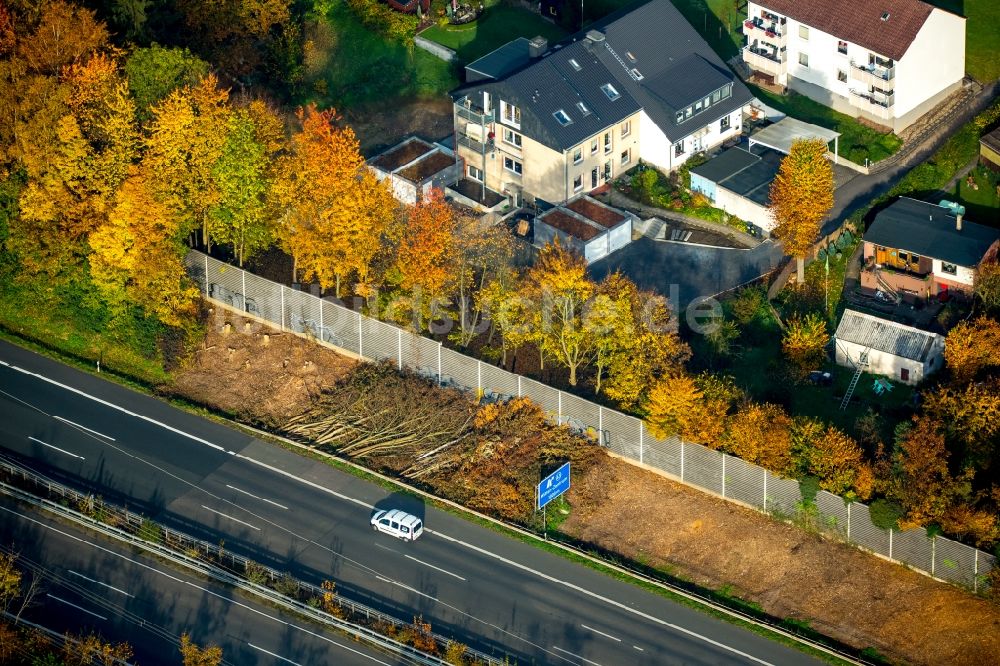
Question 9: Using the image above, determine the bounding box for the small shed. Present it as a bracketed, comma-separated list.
[834, 309, 944, 385]
[748, 117, 841, 163]
[980, 125, 1000, 171]
[534, 196, 634, 264]
[368, 137, 461, 205]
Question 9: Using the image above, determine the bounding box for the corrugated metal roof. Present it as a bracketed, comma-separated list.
[835, 309, 940, 362]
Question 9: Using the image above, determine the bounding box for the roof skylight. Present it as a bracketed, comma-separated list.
[576, 101, 591, 116]
[601, 83, 621, 101]
[568, 58, 582, 71]
[553, 109, 573, 126]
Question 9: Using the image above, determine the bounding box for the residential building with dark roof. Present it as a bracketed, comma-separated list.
[689, 144, 783, 234]
[860, 197, 1000, 304]
[743, 0, 965, 132]
[449, 0, 753, 207]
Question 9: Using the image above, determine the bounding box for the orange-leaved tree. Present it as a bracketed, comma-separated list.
[923, 380, 1000, 470]
[890, 415, 958, 529]
[769, 138, 834, 283]
[943, 315, 1000, 383]
[180, 632, 223, 666]
[724, 402, 794, 473]
[781, 312, 830, 380]
[394, 189, 459, 330]
[803, 424, 873, 499]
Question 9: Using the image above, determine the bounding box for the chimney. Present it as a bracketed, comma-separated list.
[529, 35, 548, 58]
[956, 212, 963, 231]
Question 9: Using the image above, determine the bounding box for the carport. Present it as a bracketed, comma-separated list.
[748, 117, 841, 164]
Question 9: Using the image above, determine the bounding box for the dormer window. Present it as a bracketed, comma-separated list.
[881, 11, 890, 21]
[500, 100, 521, 128]
[576, 101, 591, 116]
[601, 83, 621, 101]
[568, 58, 581, 71]
[553, 109, 573, 126]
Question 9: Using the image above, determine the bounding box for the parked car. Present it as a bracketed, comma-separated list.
[370, 509, 424, 542]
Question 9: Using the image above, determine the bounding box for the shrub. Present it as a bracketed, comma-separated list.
[868, 498, 904, 530]
[345, 0, 418, 43]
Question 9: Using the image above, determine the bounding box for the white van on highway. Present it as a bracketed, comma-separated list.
[370, 509, 424, 541]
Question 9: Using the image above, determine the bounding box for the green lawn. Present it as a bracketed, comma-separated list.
[929, 0, 1000, 83]
[952, 164, 1000, 225]
[420, 4, 568, 63]
[748, 84, 903, 164]
[305, 3, 458, 109]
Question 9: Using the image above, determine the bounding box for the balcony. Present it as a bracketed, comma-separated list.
[742, 46, 787, 78]
[457, 134, 495, 154]
[454, 98, 495, 125]
[742, 17, 786, 46]
[850, 88, 895, 113]
[849, 60, 895, 87]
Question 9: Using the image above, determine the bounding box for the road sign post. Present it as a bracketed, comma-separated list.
[537, 462, 571, 540]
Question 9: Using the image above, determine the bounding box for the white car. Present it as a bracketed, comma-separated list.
[370, 509, 424, 542]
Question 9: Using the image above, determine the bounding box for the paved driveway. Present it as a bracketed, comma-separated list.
[590, 237, 784, 309]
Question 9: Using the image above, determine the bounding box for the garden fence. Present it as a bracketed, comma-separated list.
[185, 251, 995, 593]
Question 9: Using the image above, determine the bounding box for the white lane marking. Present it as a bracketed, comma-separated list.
[47, 593, 107, 620]
[53, 416, 116, 441]
[429, 529, 776, 666]
[28, 437, 85, 460]
[200, 505, 260, 531]
[404, 554, 466, 581]
[67, 570, 134, 597]
[2, 361, 773, 665]
[581, 624, 621, 643]
[553, 646, 604, 666]
[633, 645, 644, 651]
[225, 484, 288, 510]
[4, 507, 395, 666]
[235, 454, 372, 509]
[248, 644, 303, 665]
[4, 364, 224, 451]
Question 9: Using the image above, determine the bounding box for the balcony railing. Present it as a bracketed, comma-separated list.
[742, 46, 787, 77]
[742, 17, 786, 44]
[850, 88, 895, 111]
[457, 134, 495, 154]
[455, 98, 494, 125]
[849, 60, 895, 86]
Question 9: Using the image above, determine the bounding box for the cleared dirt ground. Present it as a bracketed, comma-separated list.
[169, 313, 1000, 666]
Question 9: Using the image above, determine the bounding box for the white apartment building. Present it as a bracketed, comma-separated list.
[742, 0, 965, 132]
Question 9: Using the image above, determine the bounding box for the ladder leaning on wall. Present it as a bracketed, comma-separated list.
[840, 346, 871, 410]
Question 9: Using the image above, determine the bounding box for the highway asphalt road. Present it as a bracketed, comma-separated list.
[0, 339, 824, 666]
[0, 496, 405, 666]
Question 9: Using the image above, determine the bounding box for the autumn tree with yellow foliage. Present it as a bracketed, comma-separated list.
[724, 402, 794, 473]
[180, 632, 223, 666]
[890, 416, 958, 529]
[943, 315, 1000, 383]
[781, 312, 830, 380]
[769, 138, 834, 284]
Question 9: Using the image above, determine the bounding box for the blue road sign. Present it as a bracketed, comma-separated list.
[537, 462, 571, 510]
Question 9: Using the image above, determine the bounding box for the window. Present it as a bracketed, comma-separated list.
[604, 132, 612, 154]
[502, 128, 522, 147]
[941, 262, 957, 275]
[837, 70, 847, 83]
[568, 58, 581, 71]
[798, 25, 809, 40]
[591, 139, 598, 155]
[674, 141, 685, 158]
[900, 368, 909, 382]
[500, 100, 521, 127]
[553, 109, 572, 126]
[620, 148, 631, 166]
[573, 147, 583, 164]
[576, 101, 591, 116]
[573, 174, 583, 192]
[837, 40, 848, 55]
[630, 68, 644, 81]
[601, 83, 620, 101]
[720, 115, 731, 132]
[799, 52, 809, 67]
[711, 89, 722, 104]
[468, 165, 483, 182]
[503, 156, 522, 175]
[621, 120, 631, 138]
